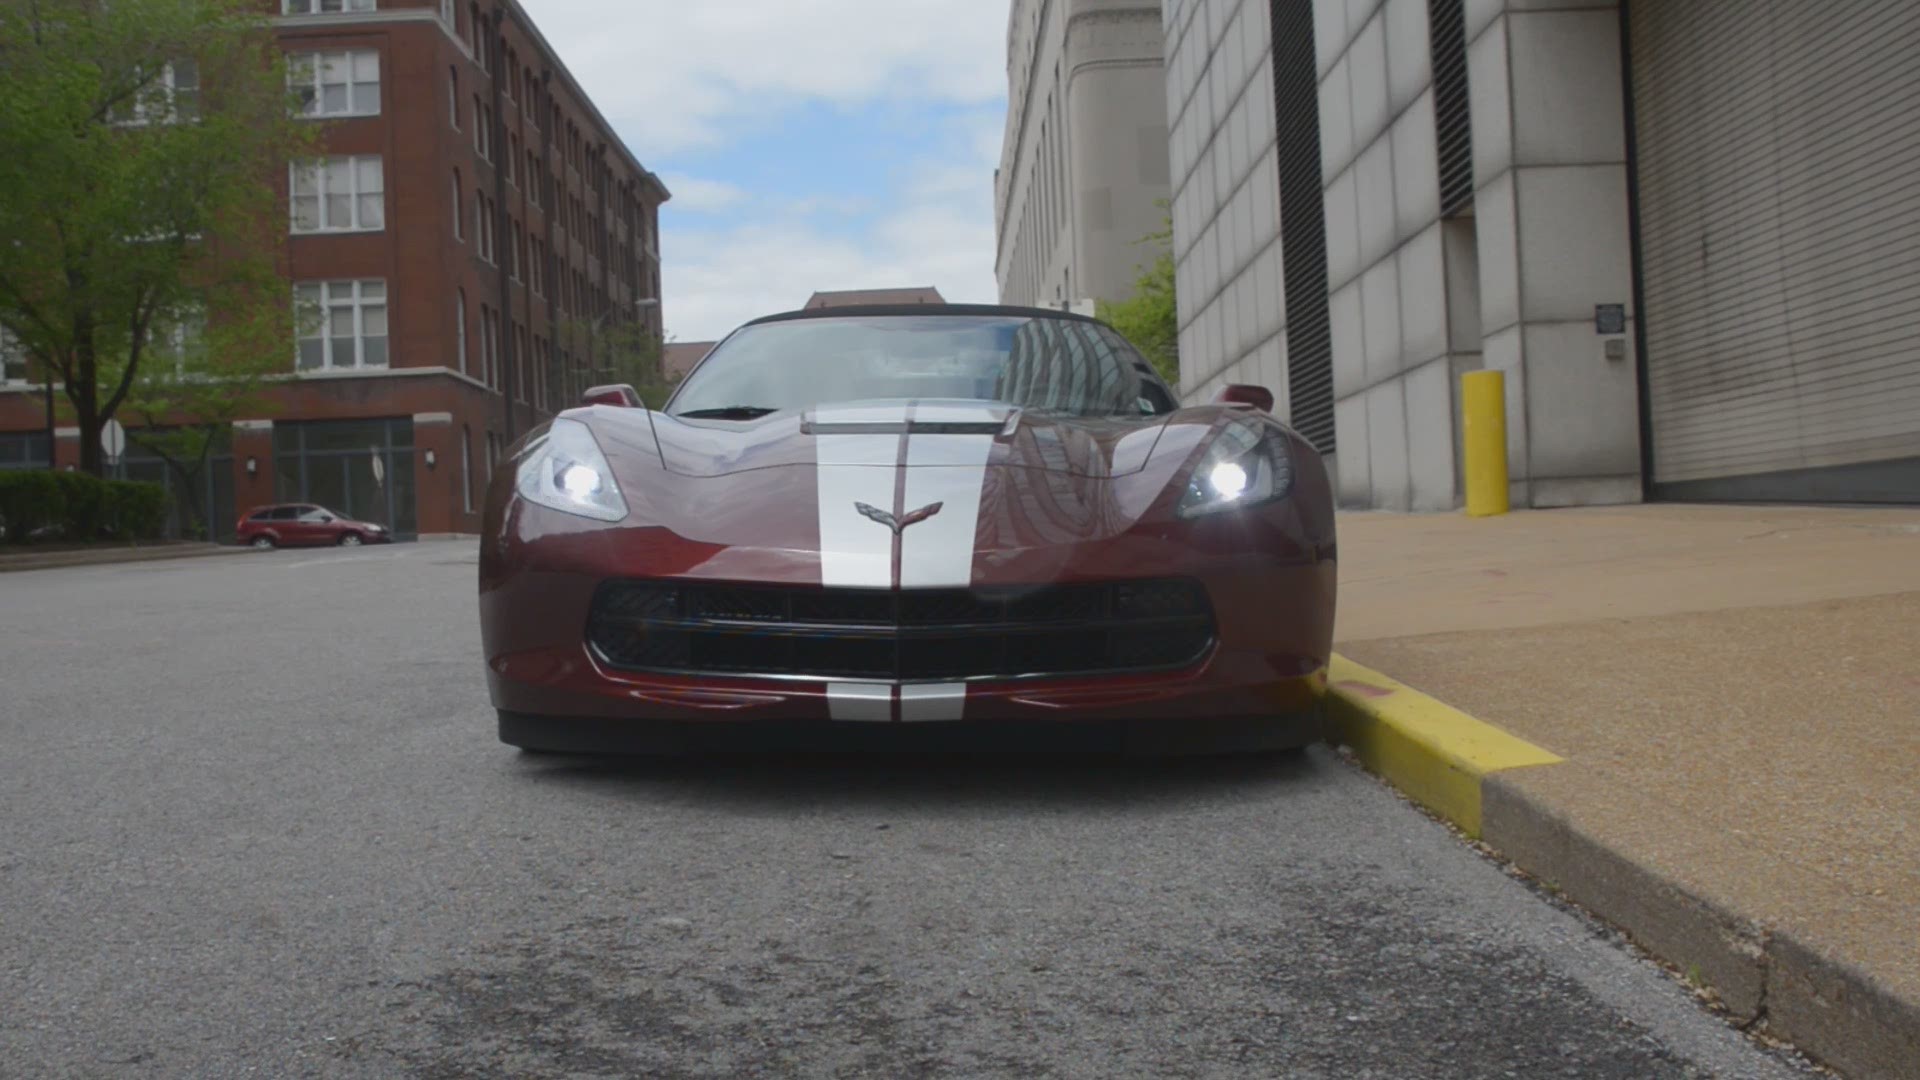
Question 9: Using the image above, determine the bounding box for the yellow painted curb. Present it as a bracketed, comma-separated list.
[1323, 654, 1563, 838]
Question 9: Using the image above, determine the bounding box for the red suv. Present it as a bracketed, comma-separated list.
[236, 504, 392, 549]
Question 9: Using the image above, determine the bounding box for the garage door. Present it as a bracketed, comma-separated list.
[1629, 0, 1920, 502]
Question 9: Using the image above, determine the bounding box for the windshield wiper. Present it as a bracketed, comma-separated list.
[676, 405, 779, 420]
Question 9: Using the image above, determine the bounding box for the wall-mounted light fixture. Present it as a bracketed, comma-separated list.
[425, 449, 437, 468]
[245, 456, 258, 478]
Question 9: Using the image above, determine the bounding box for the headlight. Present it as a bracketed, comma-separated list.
[1176, 420, 1294, 518]
[515, 417, 628, 522]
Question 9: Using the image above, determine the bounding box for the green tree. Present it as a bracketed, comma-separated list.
[118, 304, 284, 538]
[563, 316, 682, 409]
[0, 0, 313, 476]
[1097, 212, 1179, 387]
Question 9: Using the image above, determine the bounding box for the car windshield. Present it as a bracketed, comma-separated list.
[667, 314, 1177, 419]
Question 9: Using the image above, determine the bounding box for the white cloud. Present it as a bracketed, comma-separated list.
[657, 174, 748, 213]
[517, 1, 1015, 340]
[662, 176, 999, 341]
[520, 0, 1010, 154]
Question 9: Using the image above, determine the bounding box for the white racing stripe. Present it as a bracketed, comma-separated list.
[815, 402, 994, 723]
[898, 429, 994, 589]
[815, 429, 898, 589]
[898, 683, 968, 723]
[826, 681, 893, 722]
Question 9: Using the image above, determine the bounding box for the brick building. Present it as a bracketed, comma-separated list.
[0, 0, 668, 540]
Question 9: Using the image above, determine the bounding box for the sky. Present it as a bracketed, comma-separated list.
[519, 0, 1013, 343]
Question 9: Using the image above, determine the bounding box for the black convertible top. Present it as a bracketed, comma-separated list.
[744, 302, 1102, 327]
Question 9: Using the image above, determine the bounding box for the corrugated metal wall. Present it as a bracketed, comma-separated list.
[1270, 0, 1333, 454]
[1630, 0, 1920, 501]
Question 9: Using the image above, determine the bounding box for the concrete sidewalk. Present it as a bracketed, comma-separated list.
[0, 541, 252, 574]
[1330, 505, 1920, 1080]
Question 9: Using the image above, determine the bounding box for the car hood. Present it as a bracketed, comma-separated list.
[641, 399, 1172, 478]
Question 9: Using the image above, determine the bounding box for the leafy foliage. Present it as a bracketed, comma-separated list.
[1096, 213, 1180, 388]
[559, 317, 683, 409]
[0, 470, 166, 544]
[0, 0, 315, 475]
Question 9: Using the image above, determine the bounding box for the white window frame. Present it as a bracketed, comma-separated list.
[145, 309, 205, 380]
[294, 280, 389, 372]
[288, 50, 380, 118]
[1, 326, 32, 385]
[290, 156, 384, 233]
[283, 0, 376, 14]
[111, 61, 200, 127]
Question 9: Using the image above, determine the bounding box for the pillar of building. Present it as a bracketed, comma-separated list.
[230, 420, 275, 515]
[411, 411, 458, 538]
[50, 427, 80, 470]
[1466, 0, 1641, 507]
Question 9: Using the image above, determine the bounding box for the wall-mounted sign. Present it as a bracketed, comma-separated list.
[1595, 303, 1626, 335]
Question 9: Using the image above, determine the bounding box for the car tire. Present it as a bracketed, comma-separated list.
[250, 536, 275, 549]
[338, 533, 364, 547]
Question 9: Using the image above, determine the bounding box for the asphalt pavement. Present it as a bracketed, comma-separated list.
[0, 545, 1818, 1078]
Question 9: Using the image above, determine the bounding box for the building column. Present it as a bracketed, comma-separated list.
[231, 420, 274, 515]
[411, 411, 457, 538]
[1467, 0, 1641, 507]
[53, 427, 81, 470]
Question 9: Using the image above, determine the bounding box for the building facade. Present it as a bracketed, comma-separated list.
[1165, 0, 1920, 508]
[995, 0, 1173, 310]
[804, 287, 947, 309]
[0, 0, 668, 539]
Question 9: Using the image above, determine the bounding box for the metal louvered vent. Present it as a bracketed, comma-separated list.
[1271, 0, 1334, 454]
[1429, 0, 1473, 215]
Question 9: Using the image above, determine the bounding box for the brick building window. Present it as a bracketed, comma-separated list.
[481, 305, 500, 389]
[474, 191, 495, 263]
[455, 289, 468, 375]
[447, 68, 458, 129]
[2, 326, 32, 385]
[511, 222, 525, 282]
[295, 280, 387, 372]
[461, 425, 473, 513]
[514, 325, 530, 402]
[290, 156, 383, 233]
[283, 0, 374, 13]
[525, 149, 540, 205]
[529, 237, 544, 296]
[506, 133, 519, 187]
[472, 97, 491, 159]
[451, 171, 463, 239]
[289, 51, 379, 118]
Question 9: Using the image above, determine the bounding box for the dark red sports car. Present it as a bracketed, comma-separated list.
[479, 304, 1336, 754]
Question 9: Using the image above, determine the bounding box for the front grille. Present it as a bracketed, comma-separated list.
[587, 579, 1216, 682]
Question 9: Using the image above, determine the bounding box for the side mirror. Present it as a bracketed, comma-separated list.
[582, 383, 643, 408]
[1215, 384, 1274, 412]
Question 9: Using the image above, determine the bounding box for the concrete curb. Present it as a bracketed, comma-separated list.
[0, 544, 253, 574]
[1322, 652, 1920, 1080]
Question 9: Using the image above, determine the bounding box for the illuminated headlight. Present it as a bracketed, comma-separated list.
[1176, 421, 1294, 518]
[515, 417, 628, 522]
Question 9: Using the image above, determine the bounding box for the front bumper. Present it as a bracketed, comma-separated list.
[480, 464, 1336, 749]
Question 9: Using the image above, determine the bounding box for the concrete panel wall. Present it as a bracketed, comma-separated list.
[997, 0, 1170, 308]
[1164, 0, 1286, 407]
[1468, 1, 1640, 507]
[1320, 0, 1467, 510]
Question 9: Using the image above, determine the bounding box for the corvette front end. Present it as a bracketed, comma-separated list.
[478, 305, 1335, 754]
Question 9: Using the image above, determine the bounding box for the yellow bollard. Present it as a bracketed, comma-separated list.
[1461, 370, 1509, 517]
